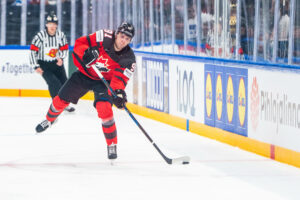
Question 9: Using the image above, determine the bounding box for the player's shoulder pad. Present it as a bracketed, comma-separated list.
[95, 29, 113, 41]
[95, 30, 104, 42]
[102, 29, 114, 49]
[103, 29, 114, 35]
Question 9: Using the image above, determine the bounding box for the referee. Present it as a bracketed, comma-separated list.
[29, 13, 74, 112]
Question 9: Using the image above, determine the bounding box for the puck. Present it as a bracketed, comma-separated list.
[182, 161, 189, 165]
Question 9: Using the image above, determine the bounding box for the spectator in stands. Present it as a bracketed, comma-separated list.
[207, 19, 233, 58]
[175, 3, 184, 41]
[188, 4, 197, 43]
[294, 25, 300, 64]
[278, 6, 290, 59]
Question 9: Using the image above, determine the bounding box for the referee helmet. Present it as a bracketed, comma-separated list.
[46, 13, 58, 24]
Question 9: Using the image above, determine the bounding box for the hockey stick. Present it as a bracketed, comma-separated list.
[91, 65, 190, 165]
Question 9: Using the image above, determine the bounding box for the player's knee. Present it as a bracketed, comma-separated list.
[53, 96, 70, 110]
[95, 101, 113, 120]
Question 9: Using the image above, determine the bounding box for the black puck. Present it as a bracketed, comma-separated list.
[182, 161, 189, 165]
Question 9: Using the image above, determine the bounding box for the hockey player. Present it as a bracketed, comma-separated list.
[29, 13, 75, 112]
[35, 22, 136, 161]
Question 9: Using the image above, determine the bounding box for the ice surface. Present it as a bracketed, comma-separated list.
[0, 97, 300, 200]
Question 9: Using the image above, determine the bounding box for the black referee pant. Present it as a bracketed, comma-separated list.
[38, 60, 68, 98]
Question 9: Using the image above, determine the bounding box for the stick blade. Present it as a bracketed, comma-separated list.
[171, 156, 190, 165]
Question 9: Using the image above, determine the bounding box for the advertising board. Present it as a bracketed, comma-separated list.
[141, 57, 169, 113]
[205, 64, 248, 136]
[0, 49, 68, 90]
[248, 69, 300, 151]
[169, 60, 204, 122]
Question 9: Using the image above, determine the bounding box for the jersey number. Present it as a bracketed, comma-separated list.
[104, 29, 113, 38]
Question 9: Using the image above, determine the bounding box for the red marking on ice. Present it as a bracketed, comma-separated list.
[270, 145, 275, 160]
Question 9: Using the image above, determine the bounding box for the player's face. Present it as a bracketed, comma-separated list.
[114, 32, 132, 51]
[46, 22, 57, 36]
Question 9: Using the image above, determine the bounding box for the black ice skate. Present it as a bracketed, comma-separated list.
[64, 106, 75, 113]
[35, 119, 55, 133]
[107, 143, 117, 160]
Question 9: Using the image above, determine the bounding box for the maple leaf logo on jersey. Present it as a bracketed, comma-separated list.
[97, 56, 109, 67]
[92, 56, 110, 72]
[46, 49, 58, 58]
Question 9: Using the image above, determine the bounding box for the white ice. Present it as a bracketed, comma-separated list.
[0, 97, 300, 200]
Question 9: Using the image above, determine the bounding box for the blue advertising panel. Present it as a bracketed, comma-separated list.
[204, 64, 248, 137]
[235, 68, 248, 136]
[214, 65, 226, 130]
[204, 64, 215, 127]
[224, 67, 238, 133]
[142, 57, 169, 113]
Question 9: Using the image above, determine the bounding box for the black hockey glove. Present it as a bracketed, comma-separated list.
[82, 46, 99, 66]
[112, 89, 127, 109]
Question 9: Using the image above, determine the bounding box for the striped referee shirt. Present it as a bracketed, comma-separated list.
[29, 29, 69, 68]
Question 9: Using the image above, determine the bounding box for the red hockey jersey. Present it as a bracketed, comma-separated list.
[72, 29, 136, 91]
